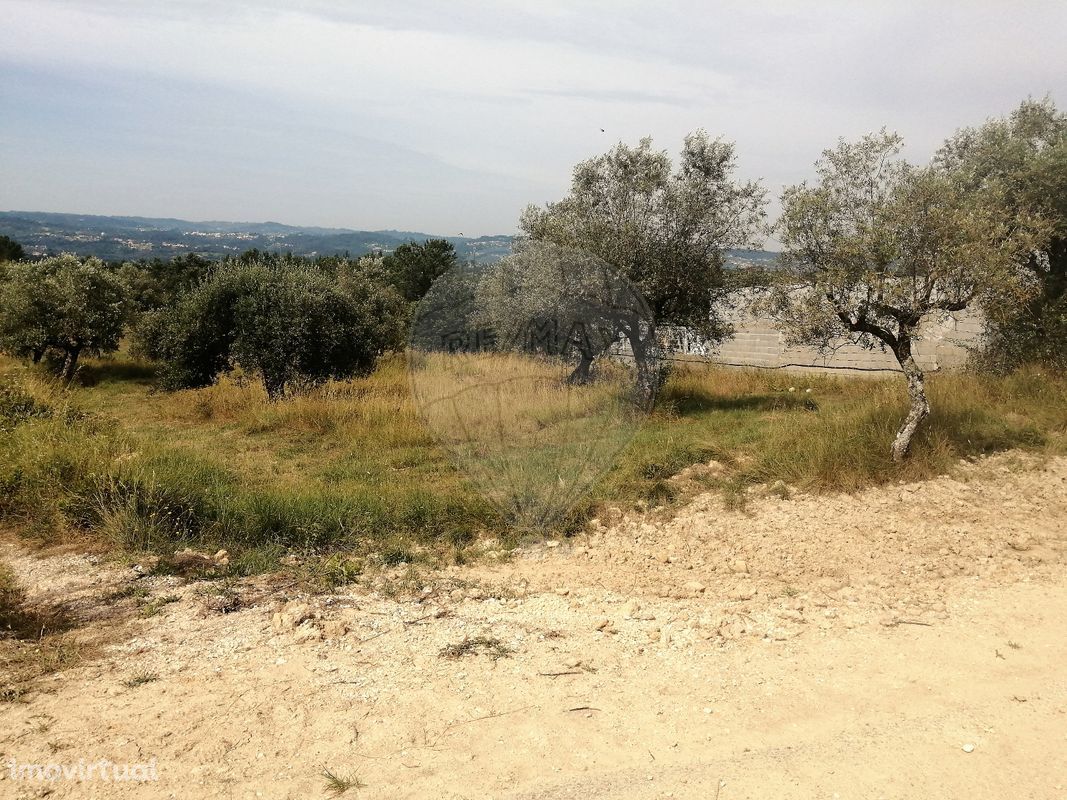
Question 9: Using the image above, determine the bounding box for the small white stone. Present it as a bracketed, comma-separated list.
[962, 743, 975, 753]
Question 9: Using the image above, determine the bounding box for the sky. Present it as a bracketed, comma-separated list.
[1, 1, 1065, 241]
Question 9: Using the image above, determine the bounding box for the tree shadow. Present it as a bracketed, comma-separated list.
[658, 386, 818, 415]
[75, 360, 157, 387]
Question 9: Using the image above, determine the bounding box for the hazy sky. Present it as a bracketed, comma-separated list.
[2, 1, 1065, 239]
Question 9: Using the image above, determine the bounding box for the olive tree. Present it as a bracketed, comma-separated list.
[138, 259, 406, 398]
[0, 262, 59, 365]
[118, 253, 213, 313]
[765, 131, 1040, 461]
[475, 241, 655, 391]
[520, 132, 767, 379]
[936, 97, 1067, 370]
[0, 254, 127, 379]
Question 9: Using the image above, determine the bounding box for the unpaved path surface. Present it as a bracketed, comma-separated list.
[2, 452, 1066, 799]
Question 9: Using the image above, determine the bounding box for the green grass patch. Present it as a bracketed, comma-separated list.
[1, 354, 1063, 572]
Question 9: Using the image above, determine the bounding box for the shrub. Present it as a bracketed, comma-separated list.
[137, 258, 407, 399]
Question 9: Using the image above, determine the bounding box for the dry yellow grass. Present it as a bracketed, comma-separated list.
[410, 351, 646, 529]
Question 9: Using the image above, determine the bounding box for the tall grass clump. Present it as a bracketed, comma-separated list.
[0, 374, 131, 536]
[0, 561, 27, 635]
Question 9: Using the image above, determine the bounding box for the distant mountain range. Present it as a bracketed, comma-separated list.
[0, 210, 778, 266]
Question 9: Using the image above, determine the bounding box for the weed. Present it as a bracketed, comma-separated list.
[381, 546, 416, 567]
[122, 670, 159, 688]
[0, 561, 26, 633]
[104, 584, 150, 604]
[439, 635, 513, 660]
[199, 586, 242, 615]
[139, 595, 180, 618]
[767, 480, 791, 500]
[320, 554, 363, 588]
[323, 768, 365, 796]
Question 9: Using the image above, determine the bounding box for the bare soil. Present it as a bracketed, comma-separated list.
[2, 451, 1066, 799]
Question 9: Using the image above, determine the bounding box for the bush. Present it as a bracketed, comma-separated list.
[973, 297, 1067, 373]
[0, 379, 51, 430]
[137, 258, 407, 399]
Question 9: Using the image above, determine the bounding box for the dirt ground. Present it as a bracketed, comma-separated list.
[2, 451, 1066, 799]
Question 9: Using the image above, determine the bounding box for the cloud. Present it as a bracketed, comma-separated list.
[1, 0, 1065, 236]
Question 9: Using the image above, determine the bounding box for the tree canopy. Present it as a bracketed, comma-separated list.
[520, 132, 766, 343]
[138, 258, 406, 398]
[381, 239, 458, 303]
[936, 97, 1067, 370]
[0, 254, 127, 380]
[118, 253, 213, 313]
[475, 241, 657, 392]
[0, 235, 25, 263]
[764, 130, 1039, 460]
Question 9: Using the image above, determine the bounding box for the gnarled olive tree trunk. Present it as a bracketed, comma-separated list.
[890, 335, 930, 462]
[626, 323, 660, 406]
[566, 349, 595, 385]
[60, 346, 81, 383]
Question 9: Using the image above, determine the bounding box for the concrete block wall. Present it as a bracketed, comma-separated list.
[665, 300, 985, 375]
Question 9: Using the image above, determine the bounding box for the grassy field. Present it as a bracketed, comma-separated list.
[411, 351, 646, 532]
[1, 352, 1064, 580]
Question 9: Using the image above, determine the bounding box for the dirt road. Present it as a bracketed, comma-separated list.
[2, 452, 1066, 799]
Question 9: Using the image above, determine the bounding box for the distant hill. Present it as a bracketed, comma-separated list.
[0, 210, 778, 266]
[0, 211, 515, 263]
